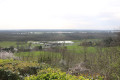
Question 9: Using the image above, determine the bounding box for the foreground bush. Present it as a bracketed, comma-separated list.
[0, 69, 21, 80]
[25, 68, 91, 80]
[0, 59, 103, 80]
[0, 59, 49, 80]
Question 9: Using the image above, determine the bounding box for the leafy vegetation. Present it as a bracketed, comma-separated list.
[25, 68, 89, 80]
[0, 59, 103, 80]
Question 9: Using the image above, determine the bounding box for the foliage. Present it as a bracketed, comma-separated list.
[0, 59, 48, 78]
[0, 69, 21, 80]
[25, 68, 89, 80]
[0, 59, 104, 80]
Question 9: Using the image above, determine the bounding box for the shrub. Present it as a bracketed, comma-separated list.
[25, 68, 88, 80]
[0, 69, 22, 80]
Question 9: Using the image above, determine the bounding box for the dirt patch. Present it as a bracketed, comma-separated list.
[67, 62, 90, 76]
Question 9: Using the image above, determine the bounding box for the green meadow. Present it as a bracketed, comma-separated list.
[0, 41, 17, 47]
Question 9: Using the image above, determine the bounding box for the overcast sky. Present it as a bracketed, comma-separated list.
[0, 0, 120, 30]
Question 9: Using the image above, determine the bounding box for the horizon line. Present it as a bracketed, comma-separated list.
[0, 29, 119, 31]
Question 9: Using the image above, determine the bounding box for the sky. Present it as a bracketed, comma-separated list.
[0, 0, 120, 30]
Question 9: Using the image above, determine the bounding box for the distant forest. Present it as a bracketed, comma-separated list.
[0, 30, 118, 41]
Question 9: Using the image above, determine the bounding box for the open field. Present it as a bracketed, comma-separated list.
[0, 41, 43, 48]
[0, 41, 17, 48]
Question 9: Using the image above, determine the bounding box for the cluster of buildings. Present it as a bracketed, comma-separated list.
[28, 41, 74, 48]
